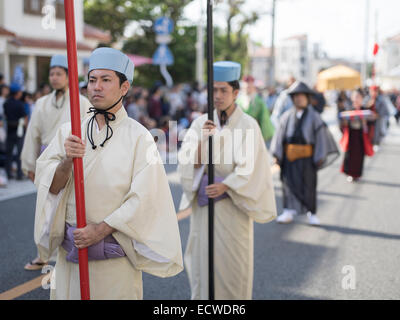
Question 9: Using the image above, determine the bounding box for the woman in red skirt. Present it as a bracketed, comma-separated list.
[340, 88, 375, 182]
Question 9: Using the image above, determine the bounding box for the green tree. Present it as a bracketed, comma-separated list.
[214, 0, 260, 74]
[83, 0, 260, 86]
[84, 0, 195, 86]
[84, 0, 192, 43]
[214, 27, 250, 74]
[123, 25, 197, 88]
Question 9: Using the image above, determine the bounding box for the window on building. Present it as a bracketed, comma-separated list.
[55, 0, 65, 19]
[24, 0, 43, 14]
[24, 0, 65, 19]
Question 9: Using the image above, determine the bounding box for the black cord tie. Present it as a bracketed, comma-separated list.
[86, 96, 122, 149]
[53, 89, 66, 109]
[219, 101, 234, 127]
[220, 110, 227, 127]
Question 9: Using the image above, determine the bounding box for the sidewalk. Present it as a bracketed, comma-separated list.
[0, 178, 36, 202]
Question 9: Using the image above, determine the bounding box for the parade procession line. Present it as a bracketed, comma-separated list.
[0, 107, 340, 300]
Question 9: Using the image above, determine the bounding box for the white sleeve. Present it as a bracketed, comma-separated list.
[38, 190, 64, 250]
[132, 240, 170, 263]
[192, 165, 205, 192]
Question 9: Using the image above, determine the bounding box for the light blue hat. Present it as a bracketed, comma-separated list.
[88, 47, 134, 84]
[213, 61, 241, 82]
[50, 55, 68, 69]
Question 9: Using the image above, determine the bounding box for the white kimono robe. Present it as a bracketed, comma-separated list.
[34, 107, 183, 300]
[177, 106, 277, 300]
[21, 90, 92, 176]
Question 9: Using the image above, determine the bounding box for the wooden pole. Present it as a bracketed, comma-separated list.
[64, 0, 90, 300]
[206, 0, 215, 301]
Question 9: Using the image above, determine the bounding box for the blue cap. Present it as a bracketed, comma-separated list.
[10, 82, 21, 93]
[213, 61, 241, 82]
[50, 55, 68, 69]
[88, 47, 134, 84]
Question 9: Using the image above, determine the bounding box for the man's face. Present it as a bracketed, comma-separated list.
[369, 88, 378, 99]
[49, 67, 68, 91]
[292, 93, 309, 109]
[351, 92, 363, 109]
[87, 69, 130, 110]
[2, 87, 9, 97]
[213, 82, 239, 112]
[246, 81, 255, 95]
[137, 97, 146, 107]
[14, 90, 23, 100]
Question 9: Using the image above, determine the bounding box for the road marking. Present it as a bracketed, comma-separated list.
[0, 274, 49, 300]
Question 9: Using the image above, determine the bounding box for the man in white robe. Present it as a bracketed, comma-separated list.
[22, 55, 92, 271]
[34, 48, 183, 299]
[177, 61, 277, 300]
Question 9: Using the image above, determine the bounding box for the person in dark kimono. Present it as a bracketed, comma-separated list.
[270, 81, 339, 225]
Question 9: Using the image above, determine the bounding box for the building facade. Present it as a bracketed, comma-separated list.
[248, 41, 272, 87]
[275, 34, 309, 84]
[0, 0, 110, 92]
[375, 33, 400, 89]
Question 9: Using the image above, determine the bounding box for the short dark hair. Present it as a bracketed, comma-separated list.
[114, 71, 128, 87]
[355, 87, 365, 97]
[227, 80, 240, 91]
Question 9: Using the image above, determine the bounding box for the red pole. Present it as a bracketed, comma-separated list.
[64, 0, 90, 300]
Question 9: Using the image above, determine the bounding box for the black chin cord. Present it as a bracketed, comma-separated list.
[220, 110, 227, 127]
[53, 89, 66, 109]
[219, 101, 235, 127]
[86, 96, 123, 149]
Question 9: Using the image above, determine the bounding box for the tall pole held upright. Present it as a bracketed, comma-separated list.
[206, 0, 215, 301]
[64, 0, 90, 300]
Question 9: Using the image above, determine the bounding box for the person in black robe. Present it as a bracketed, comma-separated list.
[270, 81, 339, 225]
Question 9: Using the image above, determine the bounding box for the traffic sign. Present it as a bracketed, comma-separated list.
[154, 17, 174, 35]
[156, 34, 172, 45]
[152, 44, 174, 66]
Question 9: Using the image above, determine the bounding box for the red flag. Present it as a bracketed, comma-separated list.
[373, 43, 379, 56]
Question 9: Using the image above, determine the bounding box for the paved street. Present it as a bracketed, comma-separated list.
[1, 109, 399, 300]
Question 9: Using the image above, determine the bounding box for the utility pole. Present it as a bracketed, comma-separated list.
[372, 9, 379, 82]
[362, 0, 370, 85]
[269, 0, 276, 87]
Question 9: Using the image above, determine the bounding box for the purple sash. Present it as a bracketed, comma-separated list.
[40, 145, 47, 154]
[61, 223, 126, 263]
[197, 174, 229, 207]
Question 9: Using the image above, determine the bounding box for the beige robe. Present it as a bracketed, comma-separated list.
[34, 107, 183, 300]
[21, 90, 92, 176]
[177, 106, 277, 300]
